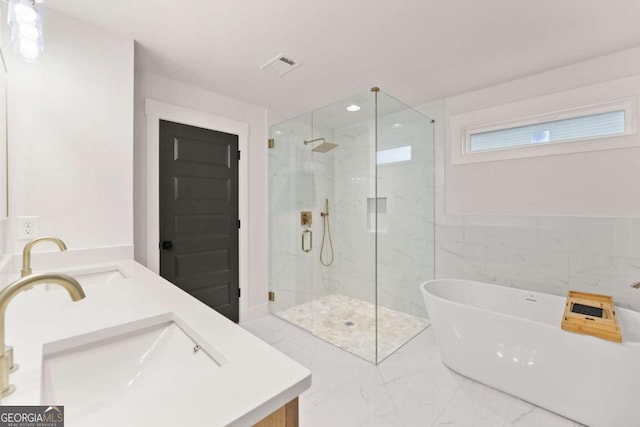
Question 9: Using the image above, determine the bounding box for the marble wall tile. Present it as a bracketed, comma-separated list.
[607, 218, 640, 258]
[385, 213, 434, 241]
[334, 164, 366, 190]
[568, 254, 640, 296]
[465, 215, 538, 250]
[333, 211, 370, 236]
[377, 286, 430, 318]
[436, 242, 487, 276]
[438, 214, 640, 304]
[434, 215, 466, 244]
[333, 236, 376, 303]
[435, 268, 499, 284]
[389, 190, 436, 217]
[485, 247, 569, 291]
[333, 189, 368, 212]
[335, 147, 371, 176]
[378, 162, 431, 190]
[538, 216, 640, 256]
[377, 235, 434, 317]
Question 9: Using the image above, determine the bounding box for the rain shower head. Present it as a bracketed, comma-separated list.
[303, 137, 338, 153]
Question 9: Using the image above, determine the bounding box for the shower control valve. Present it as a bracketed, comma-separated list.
[301, 211, 312, 226]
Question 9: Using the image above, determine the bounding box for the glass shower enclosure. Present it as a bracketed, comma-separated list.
[268, 88, 435, 364]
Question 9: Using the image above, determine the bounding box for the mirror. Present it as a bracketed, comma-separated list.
[0, 6, 134, 256]
[0, 47, 6, 219]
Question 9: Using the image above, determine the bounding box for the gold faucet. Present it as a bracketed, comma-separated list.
[0, 273, 85, 397]
[21, 237, 67, 277]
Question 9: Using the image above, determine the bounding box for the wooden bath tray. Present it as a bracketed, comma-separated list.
[561, 291, 621, 343]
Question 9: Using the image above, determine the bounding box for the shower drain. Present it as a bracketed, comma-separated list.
[344, 321, 355, 327]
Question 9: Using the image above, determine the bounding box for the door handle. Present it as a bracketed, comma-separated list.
[302, 229, 312, 253]
[161, 241, 173, 250]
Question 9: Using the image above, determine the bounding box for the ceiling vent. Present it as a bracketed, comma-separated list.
[260, 54, 302, 77]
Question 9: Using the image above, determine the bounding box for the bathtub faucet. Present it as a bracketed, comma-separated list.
[631, 282, 640, 289]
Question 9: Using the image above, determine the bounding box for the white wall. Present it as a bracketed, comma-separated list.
[3, 8, 134, 255]
[445, 47, 640, 216]
[432, 46, 640, 310]
[134, 70, 269, 321]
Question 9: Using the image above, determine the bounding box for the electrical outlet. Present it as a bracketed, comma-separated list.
[17, 216, 39, 240]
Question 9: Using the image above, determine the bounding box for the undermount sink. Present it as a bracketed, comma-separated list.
[45, 267, 125, 292]
[71, 269, 125, 286]
[41, 314, 228, 422]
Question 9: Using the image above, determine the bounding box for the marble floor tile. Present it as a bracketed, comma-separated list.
[504, 399, 584, 427]
[242, 315, 583, 427]
[432, 379, 514, 427]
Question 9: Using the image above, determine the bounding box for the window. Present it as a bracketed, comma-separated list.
[469, 110, 626, 153]
[450, 95, 637, 165]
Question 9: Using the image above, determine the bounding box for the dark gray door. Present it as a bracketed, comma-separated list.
[159, 120, 240, 323]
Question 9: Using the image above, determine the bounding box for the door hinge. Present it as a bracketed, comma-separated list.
[238, 288, 241, 298]
[238, 219, 241, 229]
[268, 138, 275, 149]
[237, 150, 241, 160]
[268, 291, 275, 302]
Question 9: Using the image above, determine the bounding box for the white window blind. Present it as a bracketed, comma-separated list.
[469, 110, 626, 153]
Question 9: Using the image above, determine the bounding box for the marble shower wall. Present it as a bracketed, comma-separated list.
[331, 111, 436, 319]
[331, 129, 376, 307]
[422, 100, 640, 310]
[270, 104, 436, 321]
[375, 112, 435, 318]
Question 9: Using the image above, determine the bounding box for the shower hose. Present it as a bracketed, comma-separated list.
[320, 210, 334, 267]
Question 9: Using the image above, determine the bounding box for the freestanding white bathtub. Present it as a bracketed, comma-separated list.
[421, 279, 640, 427]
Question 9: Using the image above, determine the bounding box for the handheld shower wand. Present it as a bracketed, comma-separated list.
[320, 198, 334, 266]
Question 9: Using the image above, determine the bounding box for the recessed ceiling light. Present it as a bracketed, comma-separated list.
[391, 123, 403, 128]
[346, 104, 360, 112]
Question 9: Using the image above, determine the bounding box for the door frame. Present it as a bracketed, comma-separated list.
[145, 99, 249, 321]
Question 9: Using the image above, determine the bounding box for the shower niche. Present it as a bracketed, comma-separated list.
[268, 88, 435, 364]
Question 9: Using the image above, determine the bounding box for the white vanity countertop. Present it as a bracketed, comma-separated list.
[0, 259, 311, 426]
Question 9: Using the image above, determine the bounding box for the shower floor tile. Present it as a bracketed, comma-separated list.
[276, 294, 430, 363]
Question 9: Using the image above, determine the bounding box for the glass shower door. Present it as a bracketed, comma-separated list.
[310, 91, 378, 362]
[267, 113, 315, 324]
[268, 88, 434, 364]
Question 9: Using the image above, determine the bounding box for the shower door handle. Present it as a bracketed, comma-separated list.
[302, 229, 312, 253]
